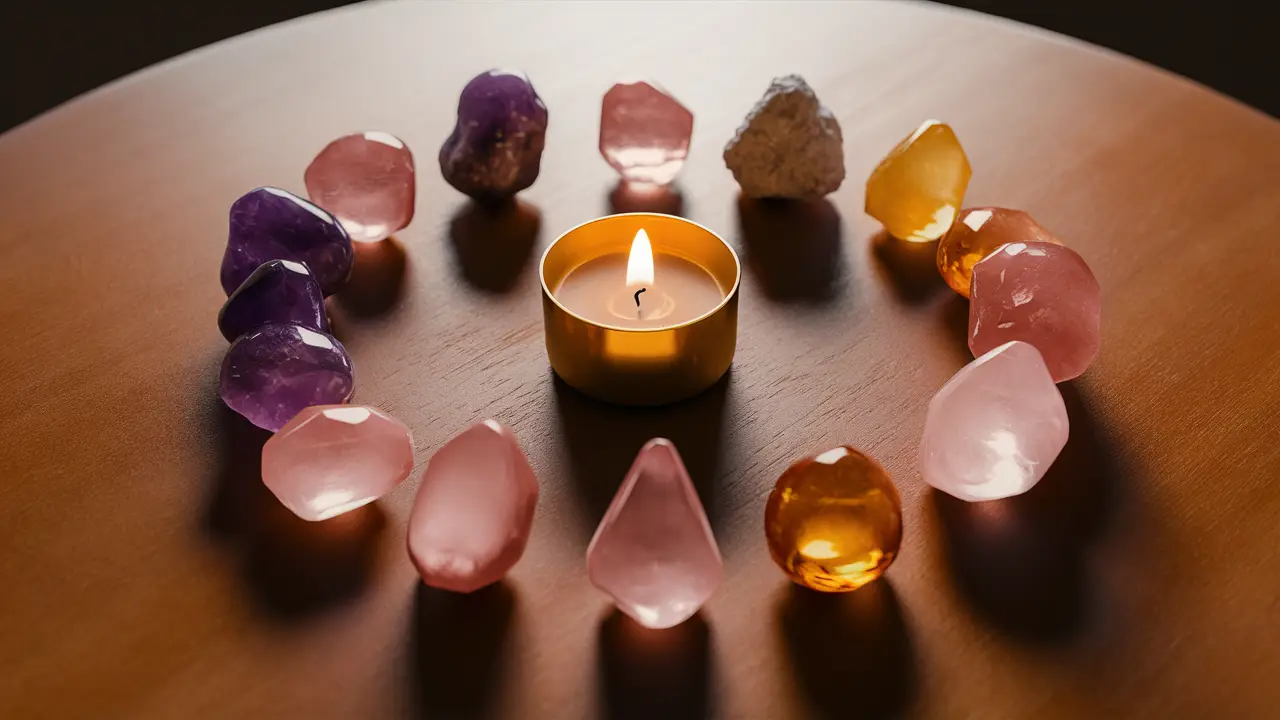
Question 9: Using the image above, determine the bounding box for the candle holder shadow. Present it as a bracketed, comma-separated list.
[597, 608, 715, 720]
[736, 195, 843, 303]
[409, 581, 516, 718]
[448, 198, 541, 293]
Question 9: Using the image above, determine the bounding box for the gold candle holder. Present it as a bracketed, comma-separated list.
[540, 213, 740, 405]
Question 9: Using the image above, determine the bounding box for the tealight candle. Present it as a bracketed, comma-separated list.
[540, 213, 739, 405]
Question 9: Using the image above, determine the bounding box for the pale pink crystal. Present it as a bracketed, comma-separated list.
[304, 131, 416, 242]
[587, 439, 722, 629]
[969, 241, 1101, 382]
[261, 405, 414, 521]
[921, 341, 1068, 502]
[407, 420, 538, 593]
[599, 81, 694, 186]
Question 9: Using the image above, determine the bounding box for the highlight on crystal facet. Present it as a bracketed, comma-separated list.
[586, 439, 722, 629]
[937, 207, 1060, 297]
[865, 119, 971, 242]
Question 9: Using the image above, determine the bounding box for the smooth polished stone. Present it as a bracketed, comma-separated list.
[599, 80, 693, 186]
[938, 207, 1060, 297]
[587, 439, 722, 629]
[865, 119, 971, 242]
[969, 241, 1102, 382]
[408, 420, 539, 593]
[765, 446, 902, 592]
[220, 187, 354, 296]
[219, 323, 354, 432]
[723, 75, 844, 199]
[304, 131, 416, 242]
[262, 405, 413, 521]
[921, 340, 1068, 502]
[217, 259, 329, 341]
[439, 69, 548, 199]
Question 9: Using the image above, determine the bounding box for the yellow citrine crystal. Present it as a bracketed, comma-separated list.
[937, 207, 1061, 297]
[865, 119, 971, 242]
[765, 446, 902, 592]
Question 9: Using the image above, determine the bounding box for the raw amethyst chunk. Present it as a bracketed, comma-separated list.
[220, 187, 353, 296]
[439, 70, 548, 199]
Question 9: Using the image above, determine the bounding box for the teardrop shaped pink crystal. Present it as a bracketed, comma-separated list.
[407, 420, 539, 593]
[587, 439, 723, 629]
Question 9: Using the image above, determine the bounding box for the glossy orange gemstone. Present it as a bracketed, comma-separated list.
[865, 119, 971, 242]
[765, 446, 902, 592]
[938, 207, 1061, 297]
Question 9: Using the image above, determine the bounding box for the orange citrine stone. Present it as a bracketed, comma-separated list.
[764, 446, 902, 592]
[865, 119, 971, 242]
[938, 207, 1061, 297]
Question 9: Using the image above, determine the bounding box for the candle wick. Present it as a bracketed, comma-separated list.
[633, 288, 646, 307]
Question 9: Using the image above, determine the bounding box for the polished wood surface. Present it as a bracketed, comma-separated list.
[2, 2, 1278, 718]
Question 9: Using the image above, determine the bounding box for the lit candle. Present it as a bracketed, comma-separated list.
[553, 229, 726, 328]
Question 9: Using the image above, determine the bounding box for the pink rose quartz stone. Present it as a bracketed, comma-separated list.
[261, 405, 414, 521]
[921, 341, 1068, 502]
[969, 241, 1102, 382]
[599, 81, 694, 186]
[587, 439, 723, 629]
[407, 420, 539, 593]
[304, 131, 416, 242]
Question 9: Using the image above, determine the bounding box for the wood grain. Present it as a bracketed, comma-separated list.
[1, 2, 1278, 718]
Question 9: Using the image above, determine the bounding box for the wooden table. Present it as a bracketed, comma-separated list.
[2, 2, 1277, 717]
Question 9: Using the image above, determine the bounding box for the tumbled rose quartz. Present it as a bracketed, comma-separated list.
[587, 439, 722, 629]
[937, 207, 1060, 297]
[921, 341, 1068, 502]
[262, 405, 413, 521]
[219, 323, 354, 432]
[304, 131, 415, 242]
[407, 420, 539, 593]
[599, 80, 694, 186]
[220, 187, 353, 296]
[969, 241, 1101, 382]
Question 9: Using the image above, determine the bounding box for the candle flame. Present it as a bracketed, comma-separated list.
[626, 229, 655, 287]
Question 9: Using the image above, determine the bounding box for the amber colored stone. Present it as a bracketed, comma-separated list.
[938, 207, 1060, 297]
[865, 119, 971, 242]
[764, 446, 902, 592]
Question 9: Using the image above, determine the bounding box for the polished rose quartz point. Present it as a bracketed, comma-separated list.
[921, 341, 1068, 502]
[304, 131, 415, 242]
[587, 439, 722, 629]
[262, 405, 414, 521]
[407, 420, 539, 593]
[599, 80, 694, 186]
[969, 241, 1101, 382]
[938, 207, 1060, 297]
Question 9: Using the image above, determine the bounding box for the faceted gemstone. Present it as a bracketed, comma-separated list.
[599, 80, 693, 186]
[723, 75, 844, 199]
[262, 405, 413, 521]
[408, 420, 539, 593]
[765, 446, 902, 592]
[938, 207, 1061, 297]
[587, 439, 722, 629]
[921, 340, 1068, 502]
[439, 70, 548, 200]
[220, 187, 354, 296]
[219, 323, 354, 432]
[304, 131, 416, 242]
[865, 119, 971, 242]
[969, 241, 1101, 382]
[217, 259, 329, 342]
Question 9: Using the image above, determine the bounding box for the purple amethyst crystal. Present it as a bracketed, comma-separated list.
[220, 323, 354, 431]
[220, 187, 354, 296]
[439, 70, 548, 199]
[217, 259, 329, 342]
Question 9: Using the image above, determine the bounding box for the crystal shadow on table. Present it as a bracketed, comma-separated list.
[736, 195, 843, 304]
[447, 198, 541, 294]
[410, 581, 516, 720]
[552, 372, 730, 538]
[778, 580, 915, 720]
[870, 229, 948, 306]
[607, 180, 685, 216]
[204, 402, 386, 620]
[598, 609, 715, 720]
[332, 235, 408, 318]
[932, 382, 1126, 643]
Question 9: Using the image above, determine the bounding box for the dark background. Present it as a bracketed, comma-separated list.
[0, 0, 1275, 132]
